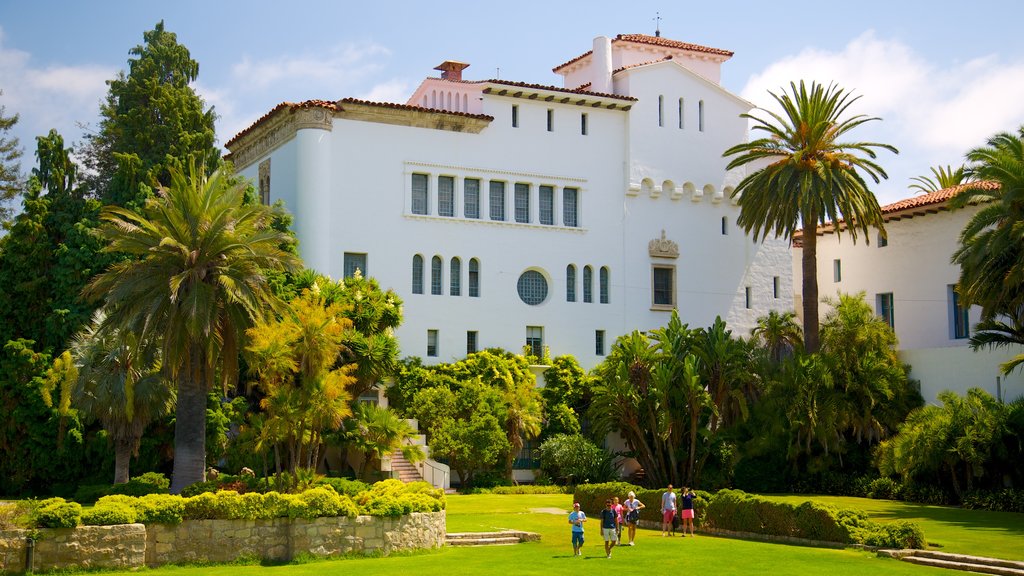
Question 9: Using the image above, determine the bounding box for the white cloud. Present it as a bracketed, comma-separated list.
[358, 79, 410, 103]
[739, 30, 1024, 204]
[231, 42, 391, 91]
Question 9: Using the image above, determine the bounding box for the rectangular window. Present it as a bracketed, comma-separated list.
[343, 252, 367, 278]
[773, 276, 780, 299]
[721, 216, 728, 235]
[411, 173, 429, 215]
[427, 329, 439, 357]
[877, 293, 895, 329]
[833, 259, 842, 283]
[489, 181, 505, 221]
[595, 330, 605, 356]
[698, 100, 705, 132]
[745, 286, 752, 309]
[258, 158, 271, 205]
[678, 98, 684, 129]
[539, 186, 554, 225]
[514, 183, 530, 223]
[950, 285, 970, 339]
[563, 187, 578, 227]
[464, 178, 480, 219]
[438, 176, 454, 217]
[652, 265, 675, 309]
[658, 95, 664, 127]
[526, 326, 543, 358]
[467, 331, 478, 355]
[512, 105, 519, 128]
[546, 109, 554, 132]
[581, 113, 588, 135]
[878, 231, 888, 247]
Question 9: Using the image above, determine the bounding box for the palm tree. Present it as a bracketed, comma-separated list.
[750, 310, 803, 364]
[909, 164, 970, 194]
[85, 161, 299, 493]
[342, 402, 424, 480]
[968, 309, 1024, 376]
[503, 380, 544, 483]
[952, 127, 1024, 361]
[723, 80, 897, 352]
[68, 310, 175, 484]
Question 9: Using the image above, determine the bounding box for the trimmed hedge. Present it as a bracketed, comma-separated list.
[573, 482, 711, 527]
[703, 489, 924, 549]
[962, 489, 1024, 513]
[33, 498, 82, 528]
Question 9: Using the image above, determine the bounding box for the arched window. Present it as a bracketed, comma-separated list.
[658, 95, 664, 127]
[469, 258, 480, 297]
[678, 97, 684, 129]
[600, 267, 609, 304]
[431, 256, 443, 295]
[450, 257, 461, 296]
[412, 255, 424, 294]
[583, 266, 593, 303]
[566, 264, 577, 302]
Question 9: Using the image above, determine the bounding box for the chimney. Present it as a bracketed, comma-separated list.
[435, 60, 470, 82]
[591, 36, 613, 94]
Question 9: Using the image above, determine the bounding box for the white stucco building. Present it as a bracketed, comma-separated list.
[226, 33, 793, 370]
[795, 182, 1024, 404]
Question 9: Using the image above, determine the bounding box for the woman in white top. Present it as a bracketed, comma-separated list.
[623, 491, 646, 545]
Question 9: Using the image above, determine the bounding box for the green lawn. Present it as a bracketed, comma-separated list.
[761, 494, 1024, 561]
[82, 493, 1001, 576]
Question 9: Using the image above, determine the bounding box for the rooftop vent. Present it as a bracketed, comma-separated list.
[435, 60, 470, 82]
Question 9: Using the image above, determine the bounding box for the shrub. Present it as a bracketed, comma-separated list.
[73, 484, 113, 504]
[962, 489, 1024, 513]
[33, 498, 82, 528]
[135, 494, 185, 524]
[572, 482, 640, 516]
[0, 501, 34, 530]
[538, 434, 618, 485]
[317, 477, 370, 497]
[491, 485, 570, 495]
[866, 477, 902, 500]
[259, 492, 295, 519]
[182, 492, 219, 520]
[82, 502, 137, 526]
[295, 486, 345, 519]
[900, 482, 951, 505]
[357, 493, 404, 517]
[397, 492, 443, 513]
[111, 472, 170, 497]
[864, 520, 926, 549]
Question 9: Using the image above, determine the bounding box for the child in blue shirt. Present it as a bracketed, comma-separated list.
[568, 502, 587, 556]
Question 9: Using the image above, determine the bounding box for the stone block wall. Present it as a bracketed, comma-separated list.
[0, 511, 445, 573]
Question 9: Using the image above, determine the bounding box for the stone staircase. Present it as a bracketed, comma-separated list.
[389, 450, 423, 483]
[446, 531, 541, 547]
[879, 550, 1024, 575]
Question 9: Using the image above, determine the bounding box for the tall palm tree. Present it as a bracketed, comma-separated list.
[68, 310, 175, 484]
[723, 81, 897, 352]
[85, 161, 299, 493]
[952, 127, 1024, 361]
[909, 164, 970, 194]
[341, 402, 424, 480]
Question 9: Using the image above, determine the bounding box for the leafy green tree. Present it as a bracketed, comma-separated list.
[951, 127, 1024, 375]
[909, 164, 970, 194]
[538, 433, 617, 484]
[80, 21, 217, 209]
[245, 283, 354, 474]
[723, 80, 897, 352]
[85, 162, 299, 493]
[0, 91, 22, 227]
[56, 311, 174, 484]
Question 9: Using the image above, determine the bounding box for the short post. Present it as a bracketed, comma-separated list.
[25, 536, 35, 573]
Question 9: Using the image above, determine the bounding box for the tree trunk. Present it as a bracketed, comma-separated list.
[801, 219, 821, 353]
[113, 436, 133, 485]
[169, 351, 209, 494]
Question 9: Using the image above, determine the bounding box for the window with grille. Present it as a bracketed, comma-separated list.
[566, 265, 576, 302]
[526, 326, 543, 358]
[464, 178, 480, 219]
[517, 270, 548, 305]
[950, 285, 969, 339]
[450, 257, 461, 296]
[438, 176, 454, 217]
[877, 293, 894, 328]
[515, 183, 530, 223]
[599, 267, 609, 304]
[427, 329, 438, 357]
[653, 265, 675, 309]
[563, 187, 578, 227]
[411, 255, 424, 294]
[467, 331, 478, 354]
[469, 258, 480, 297]
[583, 266, 593, 303]
[343, 252, 366, 279]
[539, 186, 554, 225]
[489, 181, 505, 221]
[596, 330, 605, 356]
[431, 256, 442, 295]
[412, 173, 429, 215]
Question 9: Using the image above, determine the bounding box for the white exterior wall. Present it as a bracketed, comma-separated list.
[803, 205, 1024, 403]
[230, 37, 792, 371]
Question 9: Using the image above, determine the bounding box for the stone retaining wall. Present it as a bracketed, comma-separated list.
[0, 511, 444, 573]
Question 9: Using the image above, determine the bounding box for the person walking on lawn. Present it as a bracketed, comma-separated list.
[601, 499, 618, 558]
[623, 491, 645, 545]
[612, 496, 624, 540]
[569, 502, 587, 556]
[680, 487, 697, 537]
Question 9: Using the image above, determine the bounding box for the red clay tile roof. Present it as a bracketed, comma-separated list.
[483, 79, 636, 101]
[553, 33, 733, 72]
[613, 56, 674, 75]
[226, 99, 493, 148]
[878, 180, 998, 214]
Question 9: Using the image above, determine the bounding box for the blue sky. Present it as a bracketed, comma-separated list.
[2, 0, 1023, 205]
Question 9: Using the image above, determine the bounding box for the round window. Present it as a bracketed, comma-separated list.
[517, 270, 548, 305]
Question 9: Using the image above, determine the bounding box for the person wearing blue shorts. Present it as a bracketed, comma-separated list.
[569, 502, 587, 556]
